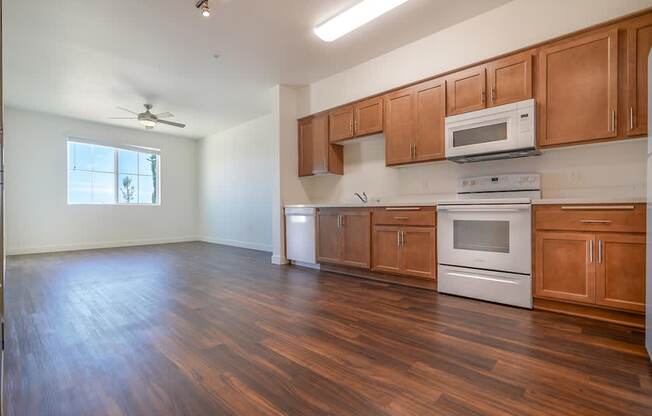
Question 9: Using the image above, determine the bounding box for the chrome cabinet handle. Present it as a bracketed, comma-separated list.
[580, 219, 612, 224]
[598, 240, 603, 264]
[630, 107, 635, 130]
[561, 206, 634, 211]
[481, 90, 486, 104]
[393, 216, 409, 220]
[491, 87, 496, 104]
[400, 230, 405, 246]
[610, 108, 616, 133]
[397, 230, 401, 246]
[589, 240, 594, 263]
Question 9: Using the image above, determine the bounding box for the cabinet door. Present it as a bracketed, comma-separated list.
[486, 51, 533, 107]
[354, 96, 383, 137]
[298, 119, 313, 177]
[317, 210, 341, 264]
[340, 211, 371, 269]
[384, 87, 416, 166]
[539, 28, 618, 146]
[535, 231, 596, 304]
[627, 14, 652, 136]
[595, 233, 646, 312]
[414, 79, 446, 162]
[329, 106, 354, 142]
[401, 227, 436, 279]
[446, 65, 486, 116]
[311, 114, 329, 174]
[372, 226, 401, 274]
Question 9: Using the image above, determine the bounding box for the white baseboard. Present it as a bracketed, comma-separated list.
[198, 236, 273, 253]
[7, 236, 199, 256]
[271, 254, 288, 265]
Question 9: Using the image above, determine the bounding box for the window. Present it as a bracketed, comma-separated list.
[67, 140, 160, 205]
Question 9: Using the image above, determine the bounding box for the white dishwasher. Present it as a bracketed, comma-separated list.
[285, 207, 318, 268]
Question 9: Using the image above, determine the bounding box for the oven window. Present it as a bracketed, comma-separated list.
[452, 122, 507, 147]
[453, 220, 509, 253]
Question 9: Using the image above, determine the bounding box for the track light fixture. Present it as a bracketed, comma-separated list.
[196, 0, 210, 17]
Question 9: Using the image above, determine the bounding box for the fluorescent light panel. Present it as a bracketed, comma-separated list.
[314, 0, 410, 42]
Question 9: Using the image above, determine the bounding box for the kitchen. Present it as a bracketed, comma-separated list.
[285, 10, 651, 330]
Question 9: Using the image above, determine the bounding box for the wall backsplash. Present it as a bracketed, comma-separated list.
[298, 136, 646, 203]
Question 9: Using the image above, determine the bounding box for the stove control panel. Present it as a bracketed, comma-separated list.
[458, 173, 541, 194]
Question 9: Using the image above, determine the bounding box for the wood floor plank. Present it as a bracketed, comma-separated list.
[4, 242, 652, 415]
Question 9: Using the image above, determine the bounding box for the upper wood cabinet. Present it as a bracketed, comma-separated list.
[446, 65, 486, 115]
[385, 78, 446, 166]
[298, 118, 313, 177]
[626, 14, 652, 136]
[298, 115, 343, 177]
[538, 28, 619, 147]
[486, 51, 533, 107]
[317, 209, 371, 269]
[329, 106, 355, 142]
[354, 96, 383, 137]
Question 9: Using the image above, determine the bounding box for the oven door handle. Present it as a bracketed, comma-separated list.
[437, 204, 530, 213]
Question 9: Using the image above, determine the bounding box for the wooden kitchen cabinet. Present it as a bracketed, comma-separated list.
[298, 118, 313, 177]
[329, 106, 355, 142]
[534, 231, 596, 304]
[385, 78, 446, 166]
[538, 28, 619, 147]
[446, 65, 486, 116]
[354, 96, 383, 137]
[371, 226, 402, 274]
[533, 204, 646, 322]
[486, 51, 533, 107]
[372, 208, 436, 279]
[317, 209, 371, 269]
[297, 115, 343, 177]
[595, 233, 646, 312]
[626, 13, 652, 136]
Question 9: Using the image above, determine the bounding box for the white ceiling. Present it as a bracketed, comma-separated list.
[4, 0, 511, 138]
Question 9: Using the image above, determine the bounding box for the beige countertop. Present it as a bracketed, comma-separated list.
[532, 197, 646, 205]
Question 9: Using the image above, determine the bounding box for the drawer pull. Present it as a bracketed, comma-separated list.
[393, 216, 409, 220]
[560, 205, 635, 211]
[385, 207, 422, 211]
[580, 220, 612, 224]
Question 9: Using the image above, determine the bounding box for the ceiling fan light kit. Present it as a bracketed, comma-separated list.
[196, 0, 210, 17]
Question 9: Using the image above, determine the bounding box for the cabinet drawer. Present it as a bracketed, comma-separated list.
[372, 207, 436, 227]
[534, 204, 645, 233]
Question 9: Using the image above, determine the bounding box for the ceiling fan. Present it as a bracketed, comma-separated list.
[110, 104, 186, 129]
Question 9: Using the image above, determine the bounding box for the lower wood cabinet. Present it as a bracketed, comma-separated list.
[371, 208, 436, 279]
[533, 205, 646, 315]
[317, 209, 370, 269]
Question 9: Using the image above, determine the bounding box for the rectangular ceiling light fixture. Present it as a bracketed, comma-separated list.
[314, 0, 410, 42]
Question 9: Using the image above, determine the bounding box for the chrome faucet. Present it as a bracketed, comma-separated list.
[354, 192, 368, 203]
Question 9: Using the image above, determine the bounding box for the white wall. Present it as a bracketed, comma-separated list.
[288, 0, 652, 205]
[198, 114, 275, 252]
[5, 107, 198, 254]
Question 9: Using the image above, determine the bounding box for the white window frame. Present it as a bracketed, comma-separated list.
[67, 137, 162, 206]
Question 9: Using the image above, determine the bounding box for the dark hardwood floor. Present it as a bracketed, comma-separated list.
[4, 242, 652, 415]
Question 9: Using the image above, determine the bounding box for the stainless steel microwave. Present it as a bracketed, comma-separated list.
[444, 99, 538, 163]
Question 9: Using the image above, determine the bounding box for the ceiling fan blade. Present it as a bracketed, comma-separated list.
[155, 112, 174, 119]
[157, 119, 186, 128]
[109, 117, 137, 120]
[117, 106, 139, 115]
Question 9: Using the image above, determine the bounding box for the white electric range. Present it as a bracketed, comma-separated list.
[436, 173, 541, 309]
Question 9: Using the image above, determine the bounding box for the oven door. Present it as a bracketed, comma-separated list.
[437, 204, 531, 274]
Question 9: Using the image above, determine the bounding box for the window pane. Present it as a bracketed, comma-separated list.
[92, 172, 115, 203]
[68, 170, 92, 204]
[69, 142, 93, 171]
[118, 174, 138, 203]
[138, 153, 157, 176]
[138, 175, 155, 204]
[118, 149, 138, 175]
[93, 146, 115, 173]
